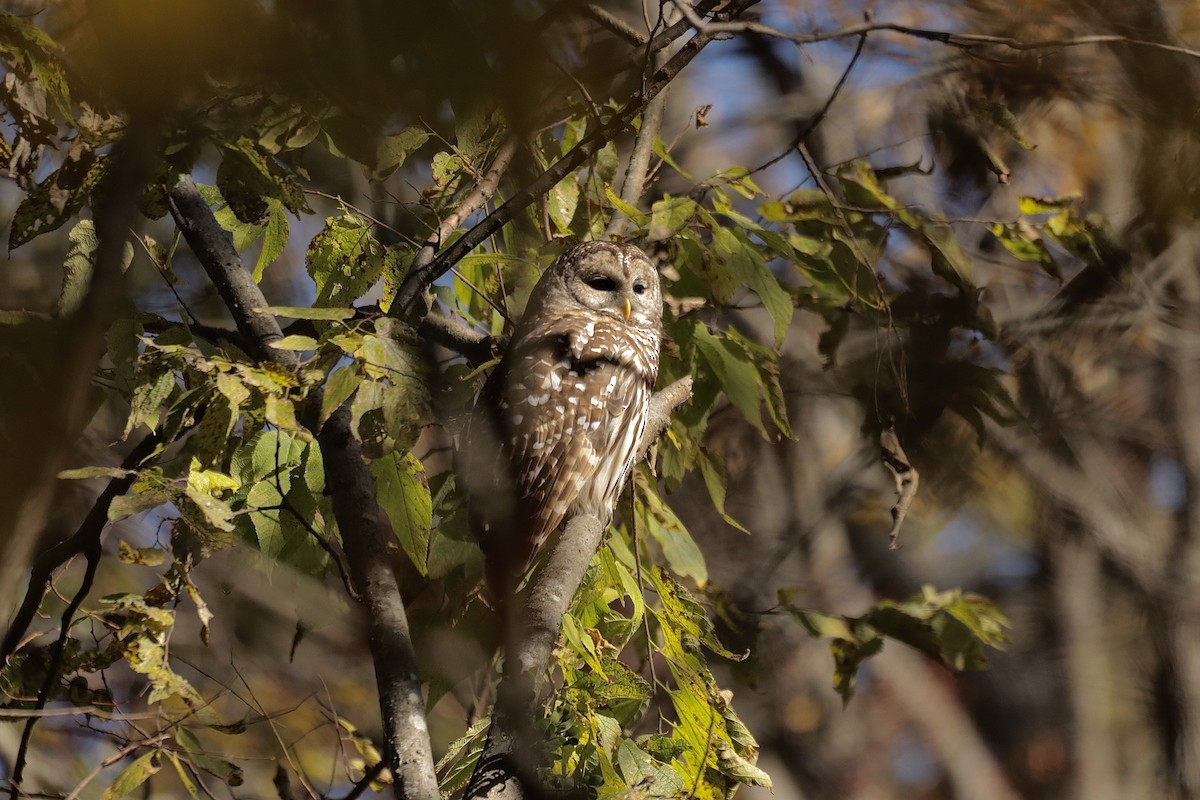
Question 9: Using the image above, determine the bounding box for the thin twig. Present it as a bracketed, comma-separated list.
[338, 760, 388, 800]
[671, 13, 1200, 64]
[10, 527, 104, 798]
[1, 432, 158, 662]
[748, 25, 868, 177]
[580, 4, 648, 46]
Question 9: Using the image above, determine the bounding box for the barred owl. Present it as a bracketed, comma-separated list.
[466, 241, 663, 592]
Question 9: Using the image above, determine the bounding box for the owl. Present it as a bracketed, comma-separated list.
[465, 241, 664, 594]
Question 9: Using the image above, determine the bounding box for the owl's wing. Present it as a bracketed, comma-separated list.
[504, 320, 653, 562]
[504, 343, 602, 557]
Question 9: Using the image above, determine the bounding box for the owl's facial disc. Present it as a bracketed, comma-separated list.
[565, 243, 661, 329]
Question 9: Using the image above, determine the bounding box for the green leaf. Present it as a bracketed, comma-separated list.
[649, 196, 698, 241]
[970, 97, 1034, 149]
[380, 245, 414, 314]
[922, 221, 972, 286]
[118, 540, 166, 566]
[176, 730, 243, 787]
[548, 173, 581, 234]
[123, 370, 176, 438]
[259, 305, 356, 320]
[651, 567, 742, 662]
[829, 630, 882, 703]
[1019, 194, 1080, 214]
[215, 372, 250, 410]
[716, 742, 771, 787]
[371, 451, 432, 575]
[10, 146, 99, 251]
[109, 469, 172, 520]
[321, 364, 362, 424]
[604, 184, 649, 226]
[101, 751, 162, 800]
[252, 199, 290, 281]
[436, 716, 489, 798]
[55, 220, 134, 315]
[166, 753, 200, 799]
[989, 221, 1057, 276]
[696, 450, 750, 534]
[431, 151, 464, 187]
[59, 466, 133, 480]
[638, 476, 708, 586]
[57, 219, 96, 316]
[270, 335, 319, 351]
[0, 11, 74, 121]
[374, 126, 430, 180]
[306, 214, 386, 307]
[691, 326, 767, 437]
[712, 226, 793, 347]
[217, 139, 308, 223]
[780, 586, 1009, 703]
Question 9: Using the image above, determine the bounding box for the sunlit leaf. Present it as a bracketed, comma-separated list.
[371, 451, 432, 575]
[101, 751, 162, 800]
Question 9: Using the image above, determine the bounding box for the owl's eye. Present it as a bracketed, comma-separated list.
[633, 283, 647, 295]
[585, 275, 617, 291]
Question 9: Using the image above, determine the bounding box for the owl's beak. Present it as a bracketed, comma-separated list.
[623, 297, 631, 321]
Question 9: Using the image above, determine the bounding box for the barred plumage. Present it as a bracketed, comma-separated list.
[466, 242, 663, 588]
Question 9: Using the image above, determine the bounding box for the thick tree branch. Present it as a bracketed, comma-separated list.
[167, 175, 288, 363]
[166, 175, 439, 800]
[318, 408, 439, 800]
[394, 0, 761, 317]
[417, 314, 499, 368]
[464, 377, 693, 800]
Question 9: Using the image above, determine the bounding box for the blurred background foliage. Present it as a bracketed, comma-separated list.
[1, 0, 1199, 798]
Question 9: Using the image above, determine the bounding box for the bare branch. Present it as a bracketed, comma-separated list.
[671, 13, 1200, 63]
[580, 4, 648, 46]
[417, 314, 498, 368]
[318, 408, 440, 800]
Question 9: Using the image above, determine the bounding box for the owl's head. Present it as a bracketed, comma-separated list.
[547, 241, 663, 329]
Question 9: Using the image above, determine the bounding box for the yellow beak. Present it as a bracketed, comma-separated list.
[623, 297, 631, 321]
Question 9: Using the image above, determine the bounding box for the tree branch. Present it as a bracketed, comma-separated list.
[669, 12, 1200, 63]
[399, 136, 519, 319]
[394, 0, 762, 317]
[318, 408, 439, 800]
[417, 314, 498, 368]
[1, 432, 158, 662]
[463, 377, 693, 800]
[166, 175, 288, 364]
[605, 35, 671, 239]
[166, 175, 440, 800]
